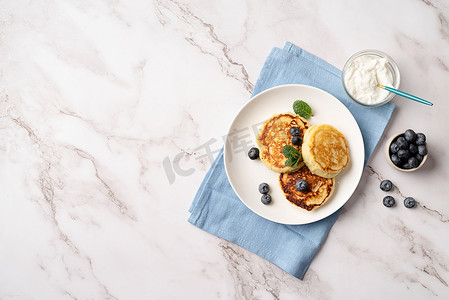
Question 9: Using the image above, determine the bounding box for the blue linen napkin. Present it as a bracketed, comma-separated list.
[188, 42, 395, 279]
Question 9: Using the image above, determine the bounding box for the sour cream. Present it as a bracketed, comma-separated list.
[344, 55, 394, 105]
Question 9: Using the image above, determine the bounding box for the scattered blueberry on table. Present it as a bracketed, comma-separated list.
[383, 196, 395, 207]
[379, 179, 418, 209]
[404, 197, 416, 208]
[380, 179, 393, 192]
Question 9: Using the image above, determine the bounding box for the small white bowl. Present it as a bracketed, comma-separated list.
[342, 49, 400, 107]
[384, 132, 428, 172]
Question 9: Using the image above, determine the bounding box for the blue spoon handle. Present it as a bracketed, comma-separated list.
[381, 85, 433, 106]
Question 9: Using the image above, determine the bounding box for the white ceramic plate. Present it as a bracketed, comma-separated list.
[224, 84, 365, 225]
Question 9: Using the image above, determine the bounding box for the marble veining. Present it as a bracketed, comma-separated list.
[154, 0, 254, 92]
[219, 240, 331, 300]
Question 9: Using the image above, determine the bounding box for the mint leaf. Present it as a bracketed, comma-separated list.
[282, 145, 302, 169]
[293, 100, 313, 119]
[293, 159, 299, 169]
[284, 157, 296, 166]
[282, 145, 301, 159]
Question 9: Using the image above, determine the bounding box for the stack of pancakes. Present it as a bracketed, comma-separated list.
[257, 114, 349, 211]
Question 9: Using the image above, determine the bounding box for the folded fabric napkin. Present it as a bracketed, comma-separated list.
[188, 42, 395, 279]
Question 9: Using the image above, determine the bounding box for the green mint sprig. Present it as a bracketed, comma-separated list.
[282, 145, 302, 169]
[293, 100, 313, 119]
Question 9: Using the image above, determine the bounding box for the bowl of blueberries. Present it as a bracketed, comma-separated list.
[385, 129, 428, 172]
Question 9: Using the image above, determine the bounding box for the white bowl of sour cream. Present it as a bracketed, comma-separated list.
[342, 50, 400, 107]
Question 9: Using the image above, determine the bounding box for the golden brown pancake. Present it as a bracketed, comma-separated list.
[256, 113, 309, 173]
[279, 166, 335, 211]
[302, 124, 349, 178]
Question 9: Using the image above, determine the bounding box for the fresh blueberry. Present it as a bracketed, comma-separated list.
[415, 153, 424, 162]
[402, 163, 412, 169]
[291, 136, 303, 146]
[404, 129, 417, 143]
[390, 142, 399, 154]
[383, 196, 395, 207]
[418, 144, 428, 156]
[295, 179, 309, 192]
[390, 154, 402, 166]
[416, 133, 426, 145]
[258, 183, 269, 194]
[380, 179, 393, 192]
[409, 144, 418, 155]
[404, 197, 416, 208]
[261, 194, 272, 205]
[397, 149, 410, 159]
[248, 147, 259, 160]
[408, 157, 419, 168]
[396, 136, 409, 150]
[290, 127, 300, 136]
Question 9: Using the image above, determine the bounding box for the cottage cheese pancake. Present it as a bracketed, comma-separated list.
[279, 166, 335, 211]
[302, 124, 349, 178]
[257, 113, 309, 173]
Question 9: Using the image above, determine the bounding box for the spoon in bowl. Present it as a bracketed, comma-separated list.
[376, 83, 433, 106]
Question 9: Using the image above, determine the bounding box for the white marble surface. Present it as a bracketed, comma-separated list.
[1, 0, 448, 299]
